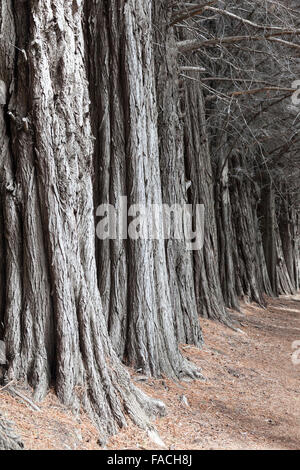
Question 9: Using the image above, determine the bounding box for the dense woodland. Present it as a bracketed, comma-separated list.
[0, 0, 299, 449]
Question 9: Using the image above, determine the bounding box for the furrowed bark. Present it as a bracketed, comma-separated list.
[87, 0, 202, 378]
[214, 142, 241, 311]
[259, 178, 294, 296]
[278, 191, 300, 291]
[0, 413, 23, 450]
[0, 0, 165, 440]
[228, 152, 267, 305]
[85, 0, 129, 358]
[153, 0, 203, 345]
[176, 24, 230, 323]
[183, 80, 230, 322]
[0, 0, 299, 445]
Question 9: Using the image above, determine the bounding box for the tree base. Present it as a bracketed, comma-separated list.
[0, 414, 23, 450]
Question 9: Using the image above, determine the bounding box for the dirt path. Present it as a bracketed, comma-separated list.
[109, 295, 300, 450]
[1, 295, 299, 449]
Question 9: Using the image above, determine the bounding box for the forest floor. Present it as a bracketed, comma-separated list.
[0, 295, 299, 450]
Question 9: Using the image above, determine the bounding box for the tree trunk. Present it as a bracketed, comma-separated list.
[259, 179, 294, 296]
[278, 192, 300, 291]
[214, 141, 241, 311]
[228, 152, 267, 305]
[0, 413, 23, 450]
[87, 0, 202, 378]
[1, 0, 299, 446]
[0, 0, 165, 440]
[153, 1, 203, 345]
[176, 27, 230, 323]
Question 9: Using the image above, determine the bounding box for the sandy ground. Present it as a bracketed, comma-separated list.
[1, 295, 299, 450]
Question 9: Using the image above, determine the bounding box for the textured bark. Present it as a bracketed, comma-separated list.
[85, 0, 128, 357]
[259, 180, 294, 296]
[0, 413, 23, 450]
[254, 203, 273, 299]
[228, 153, 267, 305]
[214, 147, 241, 311]
[259, 181, 278, 295]
[275, 223, 295, 295]
[153, 1, 202, 345]
[0, 0, 299, 444]
[184, 83, 230, 322]
[0, 0, 165, 440]
[278, 193, 300, 291]
[87, 0, 202, 378]
[175, 25, 229, 323]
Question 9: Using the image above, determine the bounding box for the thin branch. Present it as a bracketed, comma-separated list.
[170, 1, 217, 26]
[179, 66, 206, 72]
[204, 6, 297, 32]
[229, 87, 295, 97]
[177, 33, 300, 53]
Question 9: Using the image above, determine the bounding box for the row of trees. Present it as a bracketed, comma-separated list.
[0, 0, 299, 447]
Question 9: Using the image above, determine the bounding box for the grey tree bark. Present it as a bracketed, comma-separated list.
[0, 0, 299, 445]
[259, 179, 294, 296]
[278, 192, 300, 292]
[175, 25, 230, 324]
[0, 0, 166, 440]
[86, 0, 202, 378]
[153, 0, 203, 345]
[0, 413, 23, 450]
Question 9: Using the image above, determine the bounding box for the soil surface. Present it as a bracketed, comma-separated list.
[1, 295, 299, 450]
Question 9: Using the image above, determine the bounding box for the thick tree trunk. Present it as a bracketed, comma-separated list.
[1, 0, 299, 446]
[176, 26, 230, 324]
[85, 0, 129, 358]
[214, 144, 241, 311]
[153, 1, 202, 346]
[0, 413, 23, 450]
[228, 152, 267, 305]
[259, 179, 294, 296]
[254, 202, 273, 299]
[278, 193, 300, 291]
[87, 1, 202, 378]
[0, 0, 165, 440]
[184, 84, 230, 322]
[259, 181, 278, 295]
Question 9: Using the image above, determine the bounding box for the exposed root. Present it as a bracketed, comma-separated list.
[0, 413, 24, 450]
[178, 357, 205, 381]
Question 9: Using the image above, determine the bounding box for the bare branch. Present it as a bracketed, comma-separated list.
[170, 1, 217, 26]
[178, 32, 300, 53]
